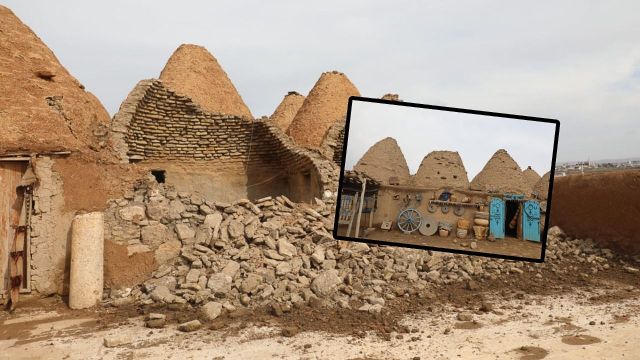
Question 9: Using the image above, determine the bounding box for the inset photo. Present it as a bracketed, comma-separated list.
[334, 97, 560, 262]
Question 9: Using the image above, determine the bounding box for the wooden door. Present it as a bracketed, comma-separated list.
[489, 197, 505, 239]
[522, 200, 541, 242]
[0, 162, 27, 296]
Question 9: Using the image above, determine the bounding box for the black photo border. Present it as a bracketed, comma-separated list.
[332, 96, 560, 263]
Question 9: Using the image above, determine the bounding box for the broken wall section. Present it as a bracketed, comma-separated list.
[110, 80, 338, 203]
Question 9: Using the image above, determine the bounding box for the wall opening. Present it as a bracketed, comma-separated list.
[505, 201, 519, 238]
[151, 170, 166, 183]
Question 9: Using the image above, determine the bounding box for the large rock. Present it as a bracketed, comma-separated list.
[141, 223, 171, 248]
[203, 212, 223, 229]
[227, 220, 244, 239]
[168, 200, 186, 220]
[175, 223, 195, 241]
[154, 240, 181, 264]
[200, 301, 223, 321]
[119, 205, 146, 221]
[221, 260, 240, 278]
[278, 238, 297, 257]
[207, 273, 232, 294]
[310, 270, 341, 297]
[241, 273, 263, 294]
[146, 199, 169, 221]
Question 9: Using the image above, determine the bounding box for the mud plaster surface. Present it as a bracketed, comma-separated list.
[270, 92, 305, 132]
[353, 137, 411, 185]
[104, 240, 156, 289]
[550, 170, 640, 255]
[159, 44, 252, 118]
[288, 71, 360, 148]
[470, 149, 530, 195]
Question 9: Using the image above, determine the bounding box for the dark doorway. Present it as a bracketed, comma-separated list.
[151, 169, 166, 183]
[505, 201, 519, 238]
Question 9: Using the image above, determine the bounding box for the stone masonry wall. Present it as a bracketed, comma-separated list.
[110, 80, 338, 202]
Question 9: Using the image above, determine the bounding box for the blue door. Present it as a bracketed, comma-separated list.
[489, 197, 505, 239]
[522, 200, 541, 242]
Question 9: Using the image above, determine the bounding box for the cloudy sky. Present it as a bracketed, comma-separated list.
[5, 1, 639, 162]
[346, 100, 557, 178]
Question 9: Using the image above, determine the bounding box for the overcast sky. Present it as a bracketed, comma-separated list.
[5, 1, 639, 162]
[346, 101, 556, 178]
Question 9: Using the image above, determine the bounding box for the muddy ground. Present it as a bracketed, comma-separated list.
[338, 226, 543, 259]
[1, 257, 637, 359]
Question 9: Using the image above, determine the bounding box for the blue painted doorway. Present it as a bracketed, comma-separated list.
[522, 200, 541, 242]
[489, 197, 505, 239]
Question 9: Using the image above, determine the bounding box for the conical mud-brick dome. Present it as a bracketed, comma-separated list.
[270, 91, 305, 132]
[413, 151, 469, 189]
[159, 44, 252, 118]
[522, 166, 541, 191]
[0, 5, 111, 154]
[353, 137, 410, 185]
[533, 171, 551, 200]
[287, 71, 360, 147]
[470, 149, 530, 194]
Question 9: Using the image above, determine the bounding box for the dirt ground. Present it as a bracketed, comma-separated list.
[0, 266, 640, 360]
[337, 226, 543, 259]
[1, 259, 637, 359]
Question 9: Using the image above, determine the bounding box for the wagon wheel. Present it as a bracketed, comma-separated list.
[427, 203, 437, 213]
[397, 208, 422, 233]
[441, 205, 450, 214]
[454, 205, 465, 216]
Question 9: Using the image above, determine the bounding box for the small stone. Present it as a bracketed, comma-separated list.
[282, 326, 300, 337]
[103, 335, 131, 348]
[457, 312, 473, 321]
[178, 320, 202, 332]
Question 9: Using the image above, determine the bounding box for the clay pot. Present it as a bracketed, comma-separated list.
[457, 219, 470, 230]
[456, 228, 468, 238]
[473, 226, 487, 240]
[474, 218, 489, 226]
[439, 229, 449, 237]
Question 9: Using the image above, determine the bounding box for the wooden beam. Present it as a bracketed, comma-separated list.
[354, 178, 367, 238]
[345, 192, 359, 237]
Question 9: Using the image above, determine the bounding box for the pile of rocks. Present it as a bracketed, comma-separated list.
[103, 177, 623, 321]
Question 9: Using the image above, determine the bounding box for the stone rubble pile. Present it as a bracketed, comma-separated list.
[103, 177, 622, 320]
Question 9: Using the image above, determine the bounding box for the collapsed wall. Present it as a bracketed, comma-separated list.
[319, 118, 346, 167]
[550, 170, 640, 255]
[413, 151, 469, 189]
[110, 79, 337, 203]
[470, 149, 530, 195]
[287, 71, 360, 148]
[353, 137, 411, 185]
[103, 176, 621, 315]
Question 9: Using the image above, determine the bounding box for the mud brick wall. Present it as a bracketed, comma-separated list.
[110, 80, 339, 202]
